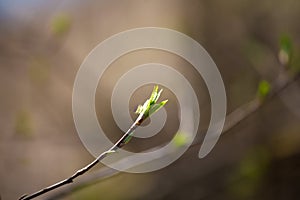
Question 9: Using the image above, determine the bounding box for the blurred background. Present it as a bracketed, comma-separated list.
[1, 0, 300, 199]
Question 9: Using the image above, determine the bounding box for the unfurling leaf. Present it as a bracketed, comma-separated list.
[149, 100, 168, 116]
[135, 85, 168, 118]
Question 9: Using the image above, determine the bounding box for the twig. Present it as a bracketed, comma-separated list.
[221, 71, 299, 135]
[19, 119, 140, 200]
[19, 86, 167, 200]
[45, 72, 300, 200]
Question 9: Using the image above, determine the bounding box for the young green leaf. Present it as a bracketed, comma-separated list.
[257, 80, 271, 101]
[149, 100, 168, 116]
[135, 85, 168, 119]
[279, 34, 293, 66]
[123, 86, 168, 145]
[280, 34, 293, 56]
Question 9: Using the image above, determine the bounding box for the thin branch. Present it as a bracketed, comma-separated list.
[45, 72, 300, 200]
[221, 71, 299, 135]
[19, 86, 167, 200]
[19, 117, 140, 200]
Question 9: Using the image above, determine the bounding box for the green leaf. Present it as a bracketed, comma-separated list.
[149, 100, 168, 116]
[257, 80, 271, 100]
[280, 34, 293, 56]
[135, 85, 168, 118]
[149, 85, 159, 104]
[279, 34, 293, 66]
[172, 132, 189, 147]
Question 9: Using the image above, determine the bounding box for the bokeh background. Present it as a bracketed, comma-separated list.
[1, 0, 300, 199]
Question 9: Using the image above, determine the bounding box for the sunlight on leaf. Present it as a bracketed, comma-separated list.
[122, 85, 168, 144]
[135, 85, 168, 118]
[149, 100, 168, 116]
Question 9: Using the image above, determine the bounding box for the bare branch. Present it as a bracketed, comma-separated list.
[45, 71, 300, 199]
[18, 86, 167, 200]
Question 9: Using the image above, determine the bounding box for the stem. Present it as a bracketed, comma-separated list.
[19, 114, 144, 200]
[45, 73, 300, 200]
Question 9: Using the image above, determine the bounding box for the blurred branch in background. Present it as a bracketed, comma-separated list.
[2, 1, 300, 199]
[45, 36, 300, 199]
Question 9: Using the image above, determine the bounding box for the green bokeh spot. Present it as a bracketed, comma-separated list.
[51, 14, 71, 36]
[173, 132, 188, 147]
[257, 80, 271, 100]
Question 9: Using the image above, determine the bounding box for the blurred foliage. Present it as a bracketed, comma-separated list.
[257, 80, 271, 101]
[228, 147, 271, 199]
[278, 34, 300, 73]
[15, 109, 33, 137]
[28, 57, 50, 85]
[51, 14, 71, 36]
[1, 1, 300, 199]
[244, 39, 267, 67]
[279, 34, 293, 66]
[290, 52, 300, 73]
[172, 132, 189, 147]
